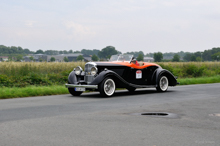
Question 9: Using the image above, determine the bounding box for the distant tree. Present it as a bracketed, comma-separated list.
[98, 46, 119, 59]
[29, 56, 34, 61]
[17, 46, 23, 54]
[63, 50, 68, 54]
[196, 57, 202, 62]
[81, 49, 92, 56]
[146, 53, 154, 57]
[11, 46, 18, 53]
[91, 54, 99, 61]
[183, 53, 192, 62]
[194, 52, 202, 58]
[63, 57, 69, 62]
[172, 54, 180, 62]
[211, 52, 220, 61]
[153, 52, 163, 62]
[81, 49, 100, 56]
[24, 48, 31, 54]
[190, 55, 196, 61]
[202, 50, 212, 61]
[126, 51, 144, 58]
[35, 49, 44, 54]
[16, 55, 23, 62]
[202, 47, 220, 61]
[93, 49, 101, 56]
[39, 58, 43, 62]
[76, 55, 84, 61]
[68, 50, 73, 54]
[50, 57, 55, 62]
[45, 50, 59, 55]
[137, 54, 144, 61]
[74, 50, 81, 53]
[8, 56, 13, 61]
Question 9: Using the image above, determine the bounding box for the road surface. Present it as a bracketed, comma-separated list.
[0, 83, 220, 146]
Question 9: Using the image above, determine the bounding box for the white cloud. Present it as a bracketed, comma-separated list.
[63, 21, 96, 41]
[25, 21, 36, 27]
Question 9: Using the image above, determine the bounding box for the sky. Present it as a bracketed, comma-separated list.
[1, 0, 220, 54]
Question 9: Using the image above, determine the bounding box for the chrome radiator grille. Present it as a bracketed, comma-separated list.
[85, 63, 94, 72]
[85, 63, 96, 84]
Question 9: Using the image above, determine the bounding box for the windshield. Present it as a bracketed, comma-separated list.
[109, 54, 133, 62]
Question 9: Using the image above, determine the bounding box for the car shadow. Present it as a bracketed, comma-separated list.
[69, 89, 175, 99]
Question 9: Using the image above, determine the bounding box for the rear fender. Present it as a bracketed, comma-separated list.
[152, 68, 177, 87]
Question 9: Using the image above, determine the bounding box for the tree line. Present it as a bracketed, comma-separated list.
[152, 47, 220, 62]
[0, 44, 220, 62]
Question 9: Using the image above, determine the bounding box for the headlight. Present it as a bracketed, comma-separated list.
[75, 66, 83, 75]
[91, 67, 98, 76]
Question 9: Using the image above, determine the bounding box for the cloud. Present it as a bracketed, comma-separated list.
[25, 21, 36, 27]
[63, 21, 96, 41]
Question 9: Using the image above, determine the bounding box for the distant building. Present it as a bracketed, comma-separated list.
[33, 54, 47, 62]
[23, 54, 47, 62]
[47, 54, 92, 62]
[81, 54, 92, 62]
[0, 56, 9, 62]
[47, 53, 84, 62]
[23, 56, 32, 62]
[144, 57, 154, 62]
[23, 53, 92, 62]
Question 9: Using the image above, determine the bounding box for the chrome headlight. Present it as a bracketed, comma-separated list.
[91, 67, 98, 76]
[75, 66, 83, 75]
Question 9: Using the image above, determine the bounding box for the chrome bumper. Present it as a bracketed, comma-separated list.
[65, 84, 98, 89]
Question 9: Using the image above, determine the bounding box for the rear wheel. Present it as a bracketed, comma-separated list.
[99, 78, 115, 97]
[156, 76, 169, 92]
[68, 88, 83, 96]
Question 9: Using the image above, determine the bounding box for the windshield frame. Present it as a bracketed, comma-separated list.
[109, 54, 133, 63]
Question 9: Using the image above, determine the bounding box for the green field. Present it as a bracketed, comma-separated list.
[0, 62, 220, 99]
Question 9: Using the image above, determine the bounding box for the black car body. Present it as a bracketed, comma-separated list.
[65, 54, 178, 97]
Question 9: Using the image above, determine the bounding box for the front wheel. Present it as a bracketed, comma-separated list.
[99, 78, 116, 97]
[156, 76, 169, 92]
[68, 88, 83, 96]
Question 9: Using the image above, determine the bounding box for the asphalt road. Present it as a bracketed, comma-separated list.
[0, 83, 220, 146]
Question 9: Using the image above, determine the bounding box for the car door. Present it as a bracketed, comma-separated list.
[126, 67, 148, 85]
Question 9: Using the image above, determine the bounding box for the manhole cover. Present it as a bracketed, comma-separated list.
[209, 113, 220, 117]
[131, 112, 180, 119]
[141, 113, 168, 116]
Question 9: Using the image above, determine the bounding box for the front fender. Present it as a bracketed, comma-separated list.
[68, 71, 77, 84]
[90, 70, 121, 85]
[153, 68, 178, 87]
[90, 70, 132, 88]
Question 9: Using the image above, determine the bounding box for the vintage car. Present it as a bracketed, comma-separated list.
[65, 54, 178, 97]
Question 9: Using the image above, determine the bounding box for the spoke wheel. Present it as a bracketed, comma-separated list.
[156, 76, 169, 92]
[68, 88, 83, 96]
[99, 78, 115, 97]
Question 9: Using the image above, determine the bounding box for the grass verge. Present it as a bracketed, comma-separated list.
[0, 75, 220, 99]
[177, 75, 220, 85]
[0, 85, 69, 99]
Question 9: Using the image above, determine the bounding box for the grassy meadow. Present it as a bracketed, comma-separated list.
[158, 62, 220, 78]
[0, 61, 220, 98]
[0, 62, 86, 87]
